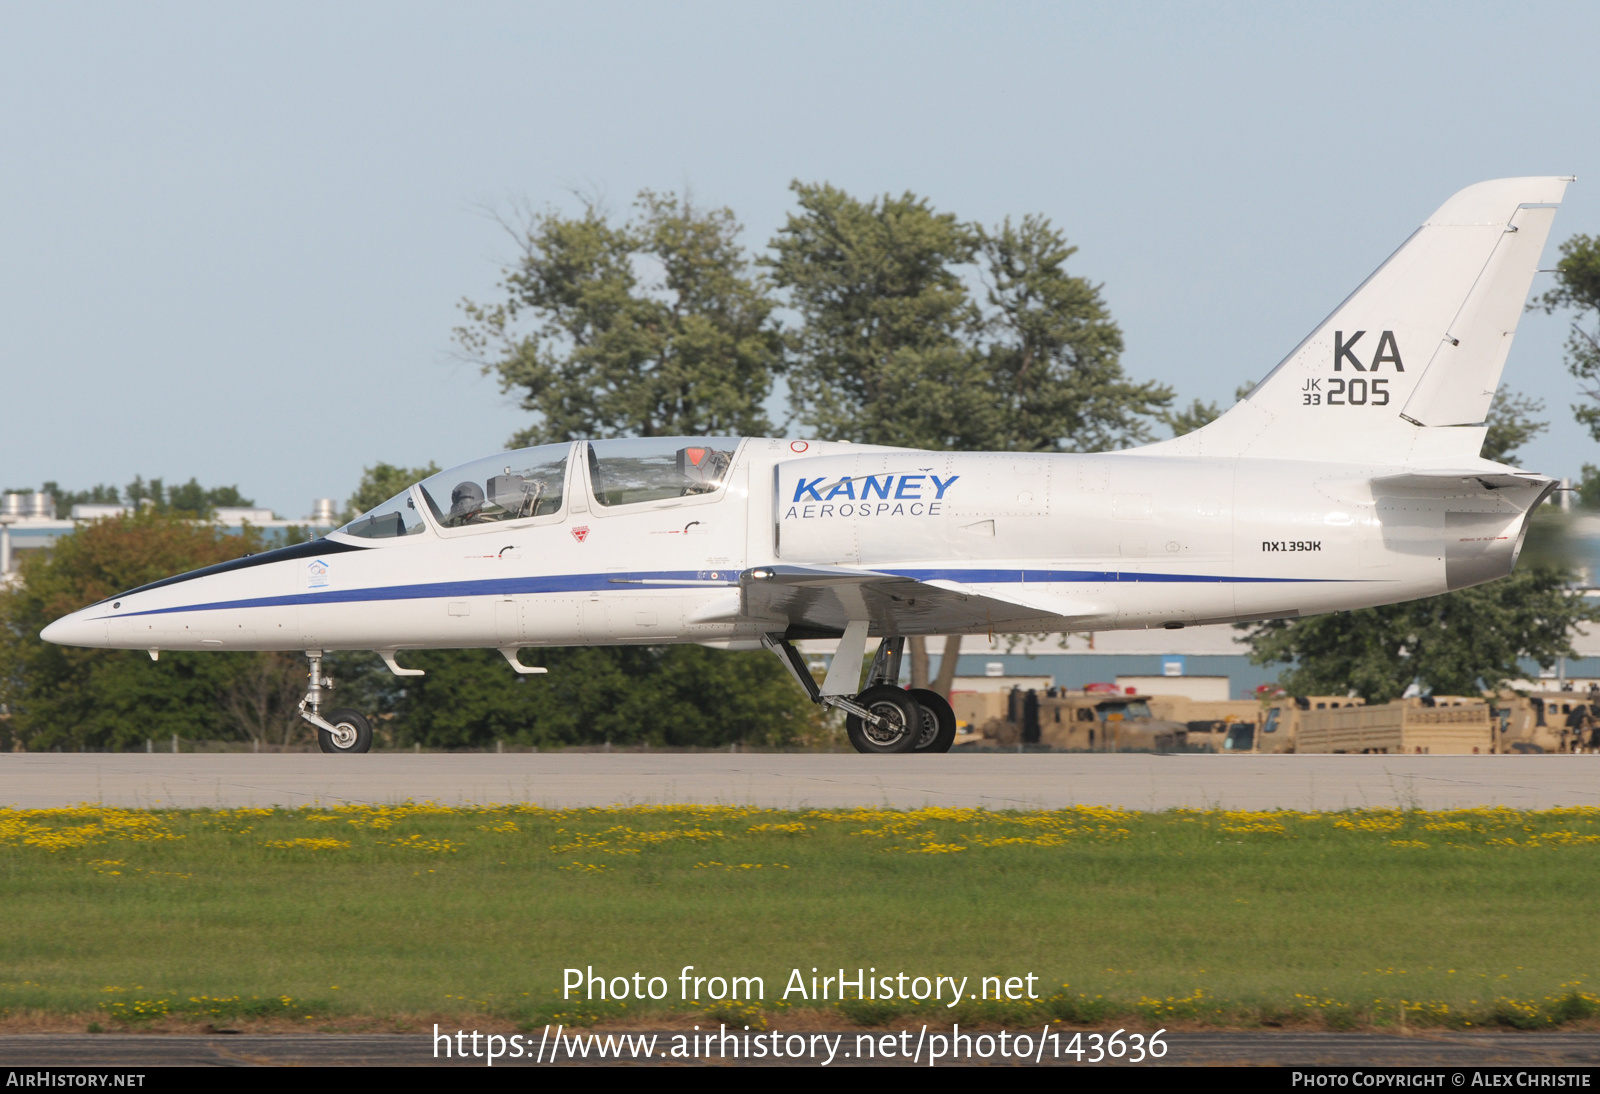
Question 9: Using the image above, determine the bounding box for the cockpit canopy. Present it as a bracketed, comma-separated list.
[586, 437, 736, 506]
[336, 437, 740, 539]
[340, 490, 427, 539]
[418, 445, 570, 528]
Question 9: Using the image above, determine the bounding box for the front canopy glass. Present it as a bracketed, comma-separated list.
[339, 490, 428, 539]
[417, 443, 570, 529]
[587, 437, 739, 507]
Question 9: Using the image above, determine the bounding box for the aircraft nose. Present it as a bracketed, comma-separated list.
[40, 609, 107, 647]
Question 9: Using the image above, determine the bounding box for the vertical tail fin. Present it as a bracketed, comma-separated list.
[1149, 177, 1571, 465]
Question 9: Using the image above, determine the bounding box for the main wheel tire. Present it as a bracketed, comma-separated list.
[317, 708, 373, 754]
[845, 685, 923, 754]
[908, 688, 958, 753]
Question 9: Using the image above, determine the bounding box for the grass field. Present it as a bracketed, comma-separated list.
[2, 802, 1598, 1032]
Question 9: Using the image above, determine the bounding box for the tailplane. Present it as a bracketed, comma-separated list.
[1145, 177, 1571, 465]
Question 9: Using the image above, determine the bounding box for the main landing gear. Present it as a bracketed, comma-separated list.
[300, 650, 373, 754]
[763, 631, 956, 755]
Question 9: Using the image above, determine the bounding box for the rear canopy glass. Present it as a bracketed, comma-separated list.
[587, 438, 739, 507]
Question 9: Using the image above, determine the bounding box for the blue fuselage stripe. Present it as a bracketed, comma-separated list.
[884, 568, 1325, 585]
[104, 571, 730, 619]
[98, 566, 1341, 620]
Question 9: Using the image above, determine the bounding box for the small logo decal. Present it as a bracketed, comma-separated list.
[307, 559, 330, 589]
[790, 440, 809, 453]
[571, 526, 590, 543]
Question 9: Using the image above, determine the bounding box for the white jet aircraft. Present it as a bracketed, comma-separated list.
[42, 177, 1572, 754]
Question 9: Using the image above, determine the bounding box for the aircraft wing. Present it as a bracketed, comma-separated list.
[737, 564, 1108, 638]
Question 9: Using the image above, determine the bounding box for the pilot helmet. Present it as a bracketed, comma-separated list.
[449, 481, 486, 519]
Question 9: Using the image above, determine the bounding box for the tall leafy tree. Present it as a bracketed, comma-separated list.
[36, 482, 120, 514]
[767, 182, 991, 450]
[123, 476, 254, 516]
[978, 215, 1170, 452]
[1534, 234, 1600, 441]
[0, 512, 270, 750]
[1242, 568, 1596, 702]
[456, 191, 782, 446]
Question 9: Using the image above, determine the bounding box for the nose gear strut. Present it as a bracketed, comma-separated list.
[298, 651, 373, 753]
[298, 650, 340, 735]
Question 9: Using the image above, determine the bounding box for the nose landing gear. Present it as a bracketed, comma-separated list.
[299, 650, 373, 754]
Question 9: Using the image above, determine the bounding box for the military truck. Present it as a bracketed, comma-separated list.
[1145, 695, 1270, 753]
[1296, 697, 1492, 754]
[978, 688, 1192, 751]
[1488, 692, 1582, 754]
[1216, 695, 1366, 753]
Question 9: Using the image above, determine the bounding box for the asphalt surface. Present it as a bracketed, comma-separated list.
[2, 1031, 1599, 1067]
[1, 753, 1596, 811]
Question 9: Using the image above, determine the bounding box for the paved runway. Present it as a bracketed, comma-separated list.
[2, 1031, 1598, 1067]
[2, 753, 1596, 811]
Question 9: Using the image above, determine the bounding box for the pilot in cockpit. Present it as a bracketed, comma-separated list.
[448, 481, 490, 525]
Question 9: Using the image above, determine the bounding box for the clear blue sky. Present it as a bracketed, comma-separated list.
[2, 1, 1597, 516]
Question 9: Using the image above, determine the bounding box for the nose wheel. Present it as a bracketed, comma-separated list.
[317, 708, 373, 753]
[299, 651, 373, 754]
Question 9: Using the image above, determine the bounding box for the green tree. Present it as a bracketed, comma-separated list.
[1574, 464, 1600, 509]
[21, 478, 255, 519]
[342, 461, 441, 522]
[1534, 234, 1600, 441]
[456, 191, 782, 447]
[0, 511, 273, 750]
[767, 182, 991, 449]
[1480, 387, 1548, 464]
[978, 215, 1171, 452]
[37, 482, 121, 514]
[121, 476, 255, 517]
[1240, 567, 1597, 703]
[166, 480, 254, 516]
